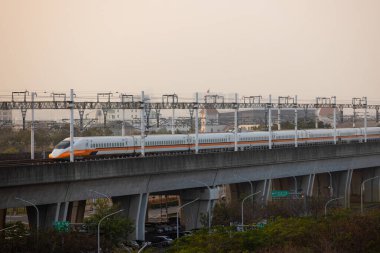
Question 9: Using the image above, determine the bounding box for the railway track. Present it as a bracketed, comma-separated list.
[1, 140, 379, 167]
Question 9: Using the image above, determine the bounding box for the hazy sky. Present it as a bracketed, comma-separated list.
[1, 0, 380, 101]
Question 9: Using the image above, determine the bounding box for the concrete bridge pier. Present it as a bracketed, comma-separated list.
[313, 173, 334, 198]
[67, 200, 86, 223]
[272, 177, 296, 193]
[271, 175, 315, 198]
[180, 187, 219, 230]
[112, 193, 149, 241]
[334, 169, 353, 208]
[27, 203, 62, 230]
[27, 201, 85, 230]
[353, 167, 380, 204]
[227, 181, 254, 203]
[255, 179, 272, 205]
[301, 174, 315, 197]
[364, 167, 380, 203]
[226, 179, 270, 205]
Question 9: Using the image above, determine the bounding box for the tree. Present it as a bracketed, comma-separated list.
[84, 200, 133, 249]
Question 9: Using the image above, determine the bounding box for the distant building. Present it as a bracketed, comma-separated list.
[219, 108, 317, 126]
[317, 108, 340, 125]
[239, 124, 261, 131]
[200, 108, 220, 133]
[0, 110, 12, 122]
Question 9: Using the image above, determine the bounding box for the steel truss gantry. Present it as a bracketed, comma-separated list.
[1, 101, 378, 110]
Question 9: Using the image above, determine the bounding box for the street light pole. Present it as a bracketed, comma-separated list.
[241, 191, 261, 231]
[293, 176, 298, 196]
[176, 198, 199, 239]
[234, 174, 253, 207]
[137, 242, 151, 253]
[191, 180, 212, 232]
[361, 176, 380, 214]
[98, 209, 124, 253]
[15, 197, 39, 235]
[324, 197, 343, 217]
[327, 172, 333, 198]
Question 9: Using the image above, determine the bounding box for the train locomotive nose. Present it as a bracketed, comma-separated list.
[49, 149, 61, 159]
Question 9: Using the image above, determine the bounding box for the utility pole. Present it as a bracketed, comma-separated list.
[195, 93, 199, 154]
[12, 91, 29, 130]
[268, 95, 272, 149]
[140, 91, 145, 157]
[31, 92, 37, 160]
[69, 89, 74, 162]
[234, 93, 238, 151]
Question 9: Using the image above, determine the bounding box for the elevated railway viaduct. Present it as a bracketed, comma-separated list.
[1, 142, 380, 240]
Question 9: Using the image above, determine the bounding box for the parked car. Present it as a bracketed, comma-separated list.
[151, 235, 173, 247]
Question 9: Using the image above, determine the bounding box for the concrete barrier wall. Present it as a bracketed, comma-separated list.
[1, 142, 380, 209]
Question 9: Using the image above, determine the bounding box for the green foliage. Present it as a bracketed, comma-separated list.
[169, 209, 380, 253]
[0, 227, 98, 253]
[212, 201, 240, 226]
[0, 201, 133, 252]
[84, 200, 134, 248]
[280, 120, 331, 130]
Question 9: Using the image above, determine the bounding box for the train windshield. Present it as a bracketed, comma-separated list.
[55, 140, 70, 149]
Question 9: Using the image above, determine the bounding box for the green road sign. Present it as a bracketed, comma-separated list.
[271, 190, 289, 198]
[54, 221, 70, 232]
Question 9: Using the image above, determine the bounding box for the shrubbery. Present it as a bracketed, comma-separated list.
[168, 209, 380, 253]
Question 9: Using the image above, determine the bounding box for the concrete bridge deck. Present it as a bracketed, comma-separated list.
[1, 142, 380, 209]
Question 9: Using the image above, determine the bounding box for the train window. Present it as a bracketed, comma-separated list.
[55, 140, 70, 149]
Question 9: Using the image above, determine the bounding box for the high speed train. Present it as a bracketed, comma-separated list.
[48, 127, 380, 159]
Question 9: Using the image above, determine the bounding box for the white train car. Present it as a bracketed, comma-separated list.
[49, 127, 380, 159]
